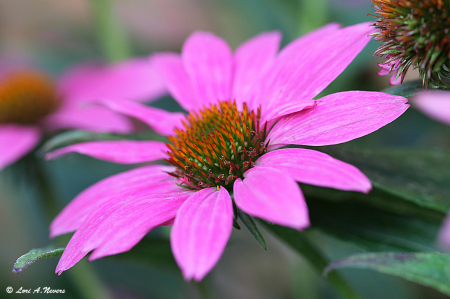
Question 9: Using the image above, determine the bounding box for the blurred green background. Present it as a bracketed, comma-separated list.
[1, 0, 450, 298]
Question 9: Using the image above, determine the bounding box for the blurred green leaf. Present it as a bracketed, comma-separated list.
[40, 130, 166, 155]
[40, 131, 122, 155]
[303, 192, 442, 252]
[316, 146, 450, 214]
[263, 223, 364, 299]
[383, 79, 426, 98]
[238, 210, 267, 250]
[111, 236, 178, 271]
[13, 245, 64, 274]
[324, 252, 450, 295]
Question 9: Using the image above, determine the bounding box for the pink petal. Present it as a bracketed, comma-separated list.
[56, 190, 190, 274]
[50, 165, 176, 237]
[45, 140, 168, 164]
[438, 213, 450, 249]
[232, 31, 281, 110]
[268, 91, 409, 146]
[233, 167, 310, 230]
[58, 58, 166, 103]
[263, 99, 317, 125]
[413, 91, 450, 125]
[171, 187, 233, 281]
[151, 53, 200, 111]
[182, 31, 234, 108]
[97, 99, 185, 136]
[259, 22, 374, 113]
[42, 102, 133, 133]
[88, 190, 191, 261]
[256, 148, 371, 192]
[0, 124, 41, 171]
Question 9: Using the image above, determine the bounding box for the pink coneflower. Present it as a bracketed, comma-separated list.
[47, 22, 409, 281]
[0, 59, 165, 171]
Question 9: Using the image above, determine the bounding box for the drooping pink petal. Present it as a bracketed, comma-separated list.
[0, 124, 41, 171]
[88, 190, 192, 261]
[50, 165, 176, 237]
[268, 91, 409, 147]
[97, 99, 185, 135]
[256, 148, 371, 192]
[171, 187, 233, 281]
[58, 58, 166, 103]
[151, 53, 200, 111]
[438, 213, 450, 249]
[259, 23, 374, 114]
[42, 101, 134, 133]
[233, 167, 310, 230]
[182, 31, 234, 108]
[232, 31, 281, 110]
[45, 140, 168, 164]
[413, 91, 450, 125]
[56, 190, 190, 274]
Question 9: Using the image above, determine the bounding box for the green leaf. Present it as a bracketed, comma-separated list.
[324, 252, 450, 295]
[262, 223, 364, 299]
[13, 245, 65, 273]
[316, 146, 450, 214]
[111, 236, 178, 270]
[40, 130, 166, 155]
[383, 79, 426, 98]
[238, 210, 267, 250]
[39, 131, 122, 154]
[303, 191, 442, 252]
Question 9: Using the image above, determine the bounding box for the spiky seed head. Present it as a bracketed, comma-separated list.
[371, 0, 450, 88]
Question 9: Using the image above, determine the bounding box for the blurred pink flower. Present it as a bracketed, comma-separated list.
[0, 58, 165, 170]
[414, 91, 450, 126]
[47, 23, 409, 281]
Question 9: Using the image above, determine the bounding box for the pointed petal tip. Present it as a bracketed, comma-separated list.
[361, 182, 373, 194]
[296, 220, 311, 231]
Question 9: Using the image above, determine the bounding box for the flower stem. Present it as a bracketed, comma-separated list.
[66, 261, 113, 299]
[263, 223, 364, 299]
[297, 0, 328, 36]
[35, 161, 113, 299]
[90, 0, 132, 62]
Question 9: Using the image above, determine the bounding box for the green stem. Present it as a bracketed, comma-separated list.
[67, 261, 113, 299]
[263, 223, 364, 299]
[297, 0, 328, 36]
[90, 0, 132, 62]
[35, 161, 113, 299]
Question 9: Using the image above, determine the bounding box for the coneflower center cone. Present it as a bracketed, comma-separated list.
[371, 0, 450, 87]
[0, 70, 59, 124]
[166, 100, 268, 191]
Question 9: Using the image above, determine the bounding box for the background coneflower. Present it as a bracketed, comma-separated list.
[371, 0, 450, 88]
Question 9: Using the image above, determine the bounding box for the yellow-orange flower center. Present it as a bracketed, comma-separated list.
[166, 100, 268, 191]
[0, 70, 59, 124]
